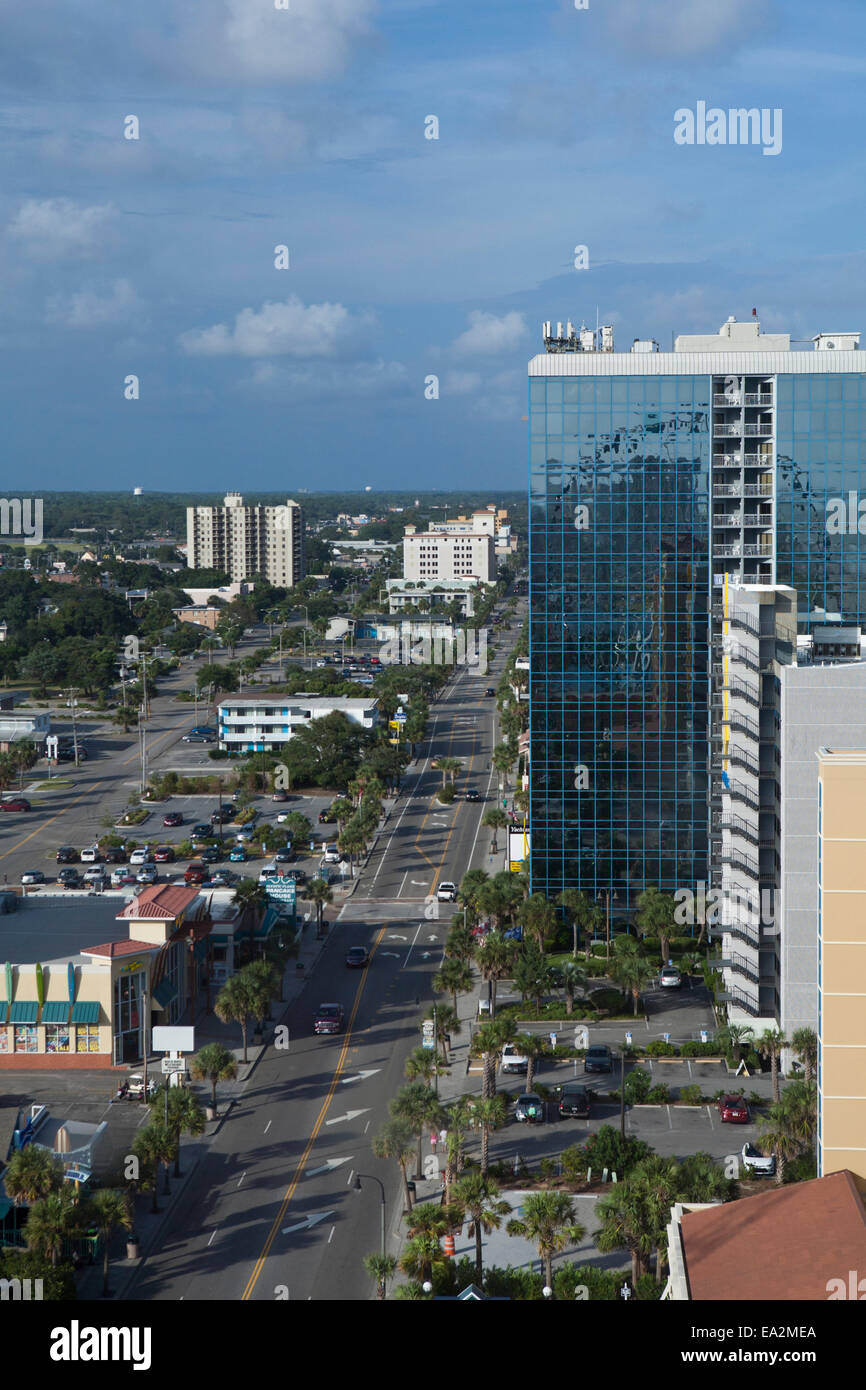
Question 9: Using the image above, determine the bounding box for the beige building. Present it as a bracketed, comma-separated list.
[816, 748, 866, 1182]
[403, 525, 494, 584]
[186, 493, 304, 588]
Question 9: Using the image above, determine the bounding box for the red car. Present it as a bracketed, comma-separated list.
[184, 862, 206, 885]
[0, 797, 30, 812]
[314, 1003, 344, 1035]
[718, 1094, 749, 1124]
[153, 845, 175, 863]
[163, 812, 183, 828]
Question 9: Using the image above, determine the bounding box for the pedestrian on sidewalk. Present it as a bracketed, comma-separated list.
[430, 1130, 438, 1154]
[439, 1127, 447, 1149]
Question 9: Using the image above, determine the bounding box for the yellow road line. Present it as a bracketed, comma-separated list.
[241, 923, 386, 1301]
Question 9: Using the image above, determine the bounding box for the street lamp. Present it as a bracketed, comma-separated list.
[298, 605, 310, 666]
[353, 1173, 386, 1259]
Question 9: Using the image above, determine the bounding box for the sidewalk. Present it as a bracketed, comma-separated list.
[74, 910, 336, 1301]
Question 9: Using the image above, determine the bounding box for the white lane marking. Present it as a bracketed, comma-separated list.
[328, 1226, 335, 1244]
[365, 717, 440, 892]
[282, 1211, 335, 1236]
[207, 1229, 218, 1247]
[402, 919, 424, 970]
[347, 1169, 354, 1186]
[364, 1121, 370, 1134]
[397, 870, 409, 897]
[264, 1120, 272, 1133]
[388, 933, 407, 940]
[237, 1171, 246, 1187]
[341, 1069, 381, 1084]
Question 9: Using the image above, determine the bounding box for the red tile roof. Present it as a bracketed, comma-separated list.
[116, 885, 201, 921]
[83, 939, 159, 958]
[682, 1169, 866, 1300]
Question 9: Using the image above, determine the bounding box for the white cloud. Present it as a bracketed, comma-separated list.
[179, 295, 376, 359]
[451, 310, 527, 357]
[46, 278, 141, 328]
[182, 0, 377, 83]
[244, 358, 409, 399]
[605, 0, 774, 58]
[443, 371, 482, 396]
[7, 198, 115, 258]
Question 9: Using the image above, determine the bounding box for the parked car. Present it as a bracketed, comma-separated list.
[58, 869, 82, 888]
[282, 868, 306, 883]
[322, 844, 341, 863]
[192, 824, 212, 838]
[163, 812, 183, 828]
[742, 1142, 776, 1177]
[182, 733, 215, 743]
[314, 1002, 345, 1035]
[80, 845, 102, 863]
[501, 1042, 528, 1074]
[274, 849, 293, 864]
[184, 862, 206, 884]
[437, 881, 457, 902]
[659, 966, 682, 989]
[318, 809, 334, 824]
[111, 868, 137, 887]
[558, 1083, 591, 1119]
[102, 847, 126, 864]
[208, 869, 238, 887]
[56, 847, 78, 864]
[503, 925, 523, 942]
[272, 790, 289, 802]
[152, 846, 175, 863]
[136, 866, 158, 884]
[20, 870, 45, 885]
[229, 846, 247, 862]
[718, 1094, 750, 1124]
[514, 1093, 545, 1123]
[126, 1074, 158, 1100]
[346, 946, 369, 968]
[129, 848, 153, 866]
[0, 797, 30, 811]
[56, 746, 87, 762]
[200, 846, 221, 863]
[484, 688, 496, 697]
[585, 1045, 613, 1074]
[235, 827, 255, 842]
[190, 726, 216, 737]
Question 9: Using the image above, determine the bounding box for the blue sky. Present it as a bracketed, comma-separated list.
[3, 0, 865, 492]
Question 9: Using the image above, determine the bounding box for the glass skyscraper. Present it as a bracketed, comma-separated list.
[528, 316, 866, 912]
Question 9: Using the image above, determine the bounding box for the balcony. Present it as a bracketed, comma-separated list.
[743, 423, 773, 437]
[742, 542, 773, 557]
[713, 393, 742, 407]
[744, 393, 772, 407]
[714, 424, 744, 438]
[712, 513, 743, 528]
[742, 483, 773, 498]
[712, 483, 743, 499]
[742, 452, 772, 466]
[742, 511, 773, 528]
[712, 454, 743, 468]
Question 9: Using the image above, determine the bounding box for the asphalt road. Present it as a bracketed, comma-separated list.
[124, 624, 522, 1301]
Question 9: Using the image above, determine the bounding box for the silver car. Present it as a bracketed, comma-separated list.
[20, 870, 45, 885]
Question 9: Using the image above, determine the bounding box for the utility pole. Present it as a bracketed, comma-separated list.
[620, 1050, 626, 1139]
[67, 689, 80, 766]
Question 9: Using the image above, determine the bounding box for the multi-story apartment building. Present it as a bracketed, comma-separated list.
[217, 695, 378, 753]
[186, 493, 304, 588]
[528, 314, 866, 936]
[403, 524, 495, 583]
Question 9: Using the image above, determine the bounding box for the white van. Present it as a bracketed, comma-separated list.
[258, 862, 279, 885]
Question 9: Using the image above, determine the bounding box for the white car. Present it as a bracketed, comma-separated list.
[126, 1074, 158, 1100]
[20, 870, 45, 885]
[235, 826, 255, 842]
[83, 867, 109, 885]
[315, 660, 327, 668]
[501, 1042, 529, 1074]
[129, 848, 153, 865]
[80, 845, 102, 863]
[742, 1143, 776, 1178]
[111, 868, 136, 887]
[322, 846, 342, 864]
[437, 881, 457, 902]
[659, 966, 682, 989]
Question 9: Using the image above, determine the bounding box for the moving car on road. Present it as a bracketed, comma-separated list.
[464, 789, 480, 802]
[585, 1045, 614, 1074]
[514, 1093, 544, 1123]
[314, 1003, 344, 1035]
[436, 881, 457, 902]
[718, 1094, 750, 1124]
[558, 1083, 591, 1119]
[0, 797, 30, 811]
[345, 946, 369, 968]
[182, 733, 215, 743]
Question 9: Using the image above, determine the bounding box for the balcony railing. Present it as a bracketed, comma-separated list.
[713, 393, 742, 407]
[743, 423, 773, 437]
[712, 513, 743, 528]
[744, 393, 772, 407]
[712, 454, 743, 468]
[712, 483, 743, 498]
[742, 511, 773, 528]
[714, 424, 744, 437]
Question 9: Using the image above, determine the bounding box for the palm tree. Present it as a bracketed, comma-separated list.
[678, 1151, 735, 1202]
[149, 1085, 207, 1177]
[629, 1156, 682, 1283]
[306, 878, 333, 936]
[232, 877, 268, 913]
[399, 1233, 450, 1285]
[338, 825, 366, 876]
[24, 1188, 81, 1268]
[3, 1146, 63, 1206]
[759, 1095, 809, 1186]
[465, 1095, 506, 1176]
[558, 959, 587, 1015]
[471, 1017, 516, 1098]
[482, 808, 508, 856]
[404, 1046, 446, 1086]
[595, 1183, 654, 1285]
[506, 1191, 586, 1289]
[512, 1031, 547, 1092]
[791, 1027, 817, 1084]
[457, 868, 489, 924]
[715, 1022, 754, 1067]
[757, 1028, 788, 1104]
[330, 797, 354, 831]
[390, 1083, 442, 1180]
[492, 741, 515, 788]
[556, 890, 599, 959]
[444, 923, 476, 965]
[609, 939, 656, 1016]
[453, 1172, 511, 1283]
[441, 1098, 473, 1206]
[190, 1041, 238, 1114]
[635, 886, 678, 965]
[433, 957, 474, 1017]
[517, 893, 558, 951]
[474, 931, 517, 1017]
[373, 1120, 416, 1214]
[215, 971, 265, 1064]
[89, 1189, 133, 1296]
[363, 1252, 398, 1300]
[433, 756, 462, 788]
[426, 1003, 459, 1064]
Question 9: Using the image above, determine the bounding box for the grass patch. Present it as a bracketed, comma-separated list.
[32, 780, 74, 790]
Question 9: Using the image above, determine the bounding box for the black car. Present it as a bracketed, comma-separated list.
[558, 1083, 591, 1118]
[484, 688, 496, 697]
[56, 746, 88, 762]
[282, 868, 306, 883]
[200, 846, 221, 863]
[192, 824, 212, 838]
[56, 847, 78, 864]
[346, 946, 369, 968]
[274, 849, 294, 864]
[464, 789, 480, 802]
[585, 1045, 613, 1074]
[163, 811, 183, 828]
[101, 847, 126, 864]
[58, 868, 82, 887]
[318, 809, 335, 824]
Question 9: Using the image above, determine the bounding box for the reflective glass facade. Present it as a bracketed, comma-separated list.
[529, 374, 711, 905]
[775, 373, 866, 623]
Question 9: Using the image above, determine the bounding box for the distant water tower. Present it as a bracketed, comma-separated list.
[133, 486, 143, 496]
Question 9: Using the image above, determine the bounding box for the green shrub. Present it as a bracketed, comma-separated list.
[623, 1069, 652, 1104]
[437, 785, 456, 804]
[208, 748, 229, 760]
[588, 987, 627, 1015]
[539, 1156, 556, 1181]
[553, 1264, 620, 1301]
[679, 1083, 703, 1105]
[634, 1274, 663, 1301]
[680, 1040, 722, 1057]
[646, 1083, 670, 1103]
[645, 1040, 676, 1056]
[784, 1153, 817, 1185]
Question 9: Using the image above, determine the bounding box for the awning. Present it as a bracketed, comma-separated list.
[152, 978, 177, 1008]
[42, 1002, 70, 1023]
[9, 1002, 38, 1023]
[70, 1002, 100, 1024]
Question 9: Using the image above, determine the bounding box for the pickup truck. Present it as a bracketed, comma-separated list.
[501, 1042, 529, 1074]
[314, 1003, 344, 1035]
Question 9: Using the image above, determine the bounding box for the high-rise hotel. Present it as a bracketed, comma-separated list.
[186, 493, 304, 589]
[528, 315, 866, 1027]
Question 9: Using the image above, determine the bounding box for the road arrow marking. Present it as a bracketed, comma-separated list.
[420, 951, 432, 959]
[325, 1109, 370, 1126]
[341, 1069, 381, 1085]
[388, 933, 408, 940]
[428, 935, 438, 941]
[411, 881, 427, 886]
[382, 951, 400, 957]
[282, 1211, 335, 1235]
[307, 1157, 353, 1176]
